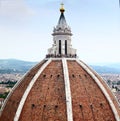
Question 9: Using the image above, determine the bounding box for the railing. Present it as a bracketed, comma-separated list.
[46, 54, 77, 58]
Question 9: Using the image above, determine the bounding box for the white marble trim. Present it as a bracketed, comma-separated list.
[14, 59, 52, 121]
[76, 59, 120, 121]
[62, 58, 73, 121]
[0, 59, 45, 116]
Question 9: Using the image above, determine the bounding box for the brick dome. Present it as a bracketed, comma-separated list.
[0, 58, 120, 121]
[0, 4, 120, 121]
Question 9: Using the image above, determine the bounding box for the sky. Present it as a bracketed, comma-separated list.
[0, 0, 119, 63]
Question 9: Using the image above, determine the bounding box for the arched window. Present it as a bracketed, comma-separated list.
[65, 40, 67, 55]
[59, 40, 61, 54]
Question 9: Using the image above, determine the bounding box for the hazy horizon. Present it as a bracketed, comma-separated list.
[1, 58, 120, 66]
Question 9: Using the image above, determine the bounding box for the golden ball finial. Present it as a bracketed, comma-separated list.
[60, 3, 65, 13]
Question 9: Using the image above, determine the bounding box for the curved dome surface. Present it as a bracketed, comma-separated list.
[0, 58, 120, 121]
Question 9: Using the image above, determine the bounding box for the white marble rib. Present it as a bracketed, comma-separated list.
[0, 60, 45, 116]
[76, 59, 120, 121]
[14, 58, 52, 121]
[62, 58, 73, 121]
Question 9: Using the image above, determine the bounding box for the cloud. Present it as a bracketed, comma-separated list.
[0, 0, 35, 17]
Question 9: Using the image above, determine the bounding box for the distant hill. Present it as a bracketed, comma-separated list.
[89, 62, 120, 74]
[90, 65, 120, 74]
[0, 59, 37, 74]
[0, 59, 120, 74]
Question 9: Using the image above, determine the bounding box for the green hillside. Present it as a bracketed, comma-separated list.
[0, 59, 37, 74]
